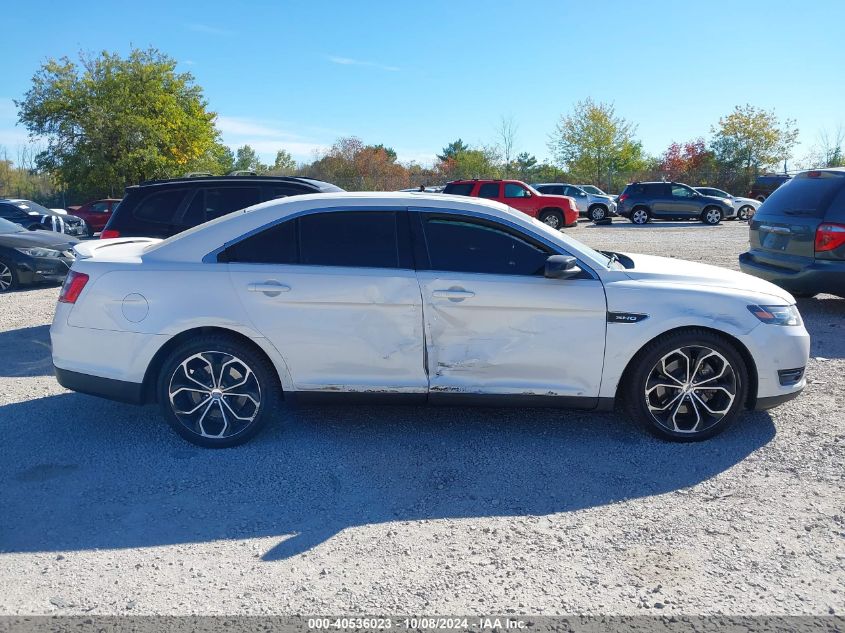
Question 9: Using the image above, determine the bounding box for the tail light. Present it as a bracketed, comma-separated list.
[58, 270, 89, 304]
[618, 193, 629, 203]
[815, 223, 845, 252]
[100, 229, 120, 239]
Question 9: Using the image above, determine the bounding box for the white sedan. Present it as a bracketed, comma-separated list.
[694, 187, 761, 221]
[51, 192, 809, 447]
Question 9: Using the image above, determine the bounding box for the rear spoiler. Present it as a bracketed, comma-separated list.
[73, 237, 162, 260]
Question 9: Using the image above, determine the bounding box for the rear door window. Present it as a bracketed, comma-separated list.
[133, 189, 189, 223]
[478, 183, 500, 198]
[757, 172, 845, 219]
[221, 220, 298, 264]
[182, 187, 262, 225]
[298, 211, 403, 269]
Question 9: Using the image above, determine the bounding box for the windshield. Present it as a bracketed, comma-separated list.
[523, 214, 622, 269]
[579, 185, 606, 196]
[0, 217, 26, 234]
[12, 199, 52, 215]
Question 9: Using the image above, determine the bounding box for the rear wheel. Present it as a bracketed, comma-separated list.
[623, 329, 748, 441]
[737, 205, 753, 221]
[702, 206, 722, 225]
[589, 205, 608, 222]
[0, 259, 18, 293]
[156, 335, 281, 448]
[630, 207, 650, 224]
[539, 209, 564, 230]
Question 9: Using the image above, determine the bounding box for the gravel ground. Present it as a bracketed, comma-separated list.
[0, 219, 843, 617]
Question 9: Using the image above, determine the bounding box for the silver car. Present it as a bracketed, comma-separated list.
[533, 183, 617, 221]
[693, 187, 760, 221]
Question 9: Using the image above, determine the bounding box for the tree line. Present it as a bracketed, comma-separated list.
[2, 47, 843, 206]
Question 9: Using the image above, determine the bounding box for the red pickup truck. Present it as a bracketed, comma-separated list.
[442, 179, 579, 229]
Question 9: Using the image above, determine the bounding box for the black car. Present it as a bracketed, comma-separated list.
[102, 175, 344, 239]
[0, 218, 78, 292]
[616, 181, 734, 225]
[739, 168, 845, 298]
[0, 199, 88, 237]
[748, 174, 791, 202]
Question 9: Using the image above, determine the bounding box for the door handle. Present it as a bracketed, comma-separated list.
[432, 288, 475, 300]
[247, 282, 291, 296]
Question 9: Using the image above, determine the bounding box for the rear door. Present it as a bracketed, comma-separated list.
[748, 171, 845, 270]
[226, 209, 427, 394]
[646, 183, 672, 216]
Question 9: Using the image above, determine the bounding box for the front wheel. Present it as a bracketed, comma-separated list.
[589, 205, 608, 222]
[623, 330, 749, 441]
[702, 207, 723, 225]
[156, 335, 281, 447]
[539, 210, 564, 230]
[737, 205, 754, 221]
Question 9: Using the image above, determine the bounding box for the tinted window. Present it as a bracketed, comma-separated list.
[537, 185, 564, 195]
[671, 185, 695, 198]
[504, 183, 529, 198]
[422, 216, 549, 276]
[206, 187, 261, 220]
[221, 220, 297, 264]
[0, 203, 30, 219]
[443, 183, 474, 196]
[757, 172, 845, 219]
[478, 183, 500, 198]
[133, 189, 189, 223]
[644, 183, 666, 195]
[90, 202, 110, 213]
[299, 211, 400, 268]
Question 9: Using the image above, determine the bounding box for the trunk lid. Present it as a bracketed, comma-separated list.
[73, 237, 161, 263]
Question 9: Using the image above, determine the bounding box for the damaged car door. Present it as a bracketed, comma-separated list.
[412, 211, 607, 404]
[226, 209, 428, 395]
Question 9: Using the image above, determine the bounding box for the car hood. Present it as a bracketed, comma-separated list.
[732, 196, 759, 206]
[0, 230, 78, 250]
[621, 253, 794, 303]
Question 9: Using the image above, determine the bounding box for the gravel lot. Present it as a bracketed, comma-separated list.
[0, 219, 843, 617]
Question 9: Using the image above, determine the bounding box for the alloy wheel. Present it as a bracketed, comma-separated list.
[705, 209, 722, 224]
[738, 206, 751, 221]
[542, 214, 561, 229]
[168, 351, 262, 439]
[590, 207, 607, 221]
[644, 345, 737, 434]
[632, 209, 648, 224]
[0, 262, 13, 292]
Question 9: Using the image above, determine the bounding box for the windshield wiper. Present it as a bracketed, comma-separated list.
[605, 252, 619, 269]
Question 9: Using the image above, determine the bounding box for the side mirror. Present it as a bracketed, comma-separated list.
[545, 255, 581, 279]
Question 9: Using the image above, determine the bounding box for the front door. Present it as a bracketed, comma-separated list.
[227, 209, 427, 394]
[412, 211, 607, 402]
[501, 182, 536, 217]
[665, 184, 702, 219]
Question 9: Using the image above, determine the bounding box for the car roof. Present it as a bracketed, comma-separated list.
[128, 175, 343, 192]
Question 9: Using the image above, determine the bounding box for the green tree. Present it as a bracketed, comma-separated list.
[548, 98, 644, 189]
[513, 152, 538, 181]
[233, 144, 269, 173]
[17, 47, 220, 197]
[710, 105, 799, 176]
[369, 144, 397, 162]
[437, 139, 469, 162]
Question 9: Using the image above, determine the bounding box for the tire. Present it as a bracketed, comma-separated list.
[0, 259, 18, 293]
[702, 206, 722, 225]
[589, 205, 608, 222]
[156, 334, 281, 448]
[630, 207, 650, 224]
[539, 209, 564, 230]
[623, 329, 749, 442]
[737, 205, 753, 221]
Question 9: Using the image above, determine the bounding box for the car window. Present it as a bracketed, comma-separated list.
[671, 185, 695, 198]
[133, 189, 189, 224]
[478, 183, 500, 198]
[421, 215, 550, 276]
[757, 172, 845, 219]
[443, 183, 474, 196]
[91, 202, 110, 213]
[205, 187, 261, 220]
[299, 211, 401, 268]
[221, 219, 298, 264]
[504, 183, 529, 198]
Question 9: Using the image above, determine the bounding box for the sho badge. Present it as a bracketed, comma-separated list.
[607, 311, 649, 323]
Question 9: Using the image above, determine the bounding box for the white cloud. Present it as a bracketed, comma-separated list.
[216, 115, 329, 162]
[327, 56, 400, 72]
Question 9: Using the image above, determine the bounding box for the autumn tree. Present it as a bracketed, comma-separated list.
[17, 47, 220, 197]
[657, 138, 716, 183]
[302, 137, 409, 190]
[710, 105, 798, 180]
[548, 99, 644, 190]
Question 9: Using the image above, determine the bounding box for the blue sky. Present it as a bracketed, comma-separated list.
[1, 0, 843, 167]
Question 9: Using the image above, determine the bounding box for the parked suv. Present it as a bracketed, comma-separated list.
[532, 183, 617, 221]
[442, 179, 578, 229]
[616, 182, 734, 225]
[0, 199, 88, 236]
[739, 168, 845, 298]
[748, 174, 791, 202]
[101, 176, 343, 239]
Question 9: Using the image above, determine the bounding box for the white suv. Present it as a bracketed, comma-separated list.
[51, 192, 809, 447]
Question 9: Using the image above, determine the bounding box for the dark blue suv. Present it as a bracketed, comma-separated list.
[617, 181, 734, 225]
[739, 168, 845, 298]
